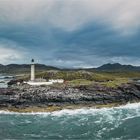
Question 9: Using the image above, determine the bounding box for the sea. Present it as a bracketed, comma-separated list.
[0, 103, 140, 140]
[0, 75, 14, 88]
[0, 75, 140, 140]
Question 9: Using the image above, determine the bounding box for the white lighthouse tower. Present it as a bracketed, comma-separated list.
[26, 59, 64, 86]
[31, 59, 35, 81]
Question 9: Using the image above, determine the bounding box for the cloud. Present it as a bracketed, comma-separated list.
[39, 55, 140, 68]
[0, 40, 28, 64]
[0, 0, 139, 33]
[0, 0, 140, 67]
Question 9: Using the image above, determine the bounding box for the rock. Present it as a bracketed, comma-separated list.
[7, 79, 23, 86]
[0, 83, 140, 108]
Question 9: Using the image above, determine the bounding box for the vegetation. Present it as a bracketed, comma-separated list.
[100, 78, 129, 88]
[96, 71, 140, 79]
[35, 71, 115, 81]
[2, 63, 140, 88]
[67, 79, 93, 87]
[16, 70, 137, 88]
[0, 64, 59, 74]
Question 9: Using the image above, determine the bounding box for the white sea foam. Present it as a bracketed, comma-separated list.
[51, 102, 140, 117]
[0, 110, 51, 115]
[117, 102, 140, 109]
[0, 102, 140, 116]
[1, 103, 140, 140]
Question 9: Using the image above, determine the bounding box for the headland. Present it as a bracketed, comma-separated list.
[1, 62, 140, 112]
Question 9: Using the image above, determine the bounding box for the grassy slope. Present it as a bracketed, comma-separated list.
[16, 70, 140, 88]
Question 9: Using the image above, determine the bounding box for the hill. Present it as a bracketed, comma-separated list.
[96, 63, 140, 71]
[0, 64, 59, 74]
[0, 63, 140, 74]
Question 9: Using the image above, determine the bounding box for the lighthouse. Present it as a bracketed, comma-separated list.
[26, 59, 64, 86]
[31, 59, 35, 81]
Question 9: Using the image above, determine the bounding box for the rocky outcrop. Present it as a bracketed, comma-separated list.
[0, 83, 140, 108]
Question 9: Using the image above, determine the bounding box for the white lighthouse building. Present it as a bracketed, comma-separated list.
[31, 59, 35, 81]
[26, 59, 64, 86]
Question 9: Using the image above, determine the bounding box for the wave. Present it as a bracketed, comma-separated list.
[0, 102, 140, 116]
[1, 102, 140, 140]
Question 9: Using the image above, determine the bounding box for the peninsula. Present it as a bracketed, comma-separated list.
[1, 61, 140, 112]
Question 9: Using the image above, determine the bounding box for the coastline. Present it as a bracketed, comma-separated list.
[1, 82, 140, 113]
[0, 102, 135, 113]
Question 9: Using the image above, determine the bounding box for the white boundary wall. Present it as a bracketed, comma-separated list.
[26, 81, 53, 86]
[49, 79, 64, 83]
[25, 79, 64, 86]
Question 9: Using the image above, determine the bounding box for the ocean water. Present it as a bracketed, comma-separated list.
[0, 103, 140, 140]
[0, 75, 14, 88]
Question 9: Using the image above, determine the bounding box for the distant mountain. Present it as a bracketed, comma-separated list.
[0, 64, 59, 74]
[96, 63, 140, 71]
[0, 63, 140, 74]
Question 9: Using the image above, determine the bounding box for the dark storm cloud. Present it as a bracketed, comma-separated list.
[0, 0, 140, 67]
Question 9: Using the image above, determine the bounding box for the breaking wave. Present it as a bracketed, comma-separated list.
[0, 102, 140, 116]
[0, 102, 140, 140]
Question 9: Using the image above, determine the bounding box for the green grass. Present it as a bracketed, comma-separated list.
[100, 78, 129, 88]
[16, 70, 139, 88]
[96, 71, 140, 79]
[67, 79, 93, 87]
[34, 71, 115, 82]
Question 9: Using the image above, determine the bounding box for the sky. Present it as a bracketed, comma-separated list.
[0, 0, 140, 68]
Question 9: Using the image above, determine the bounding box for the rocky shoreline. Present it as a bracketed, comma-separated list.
[0, 82, 140, 112]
